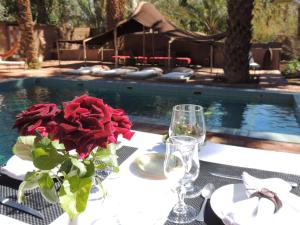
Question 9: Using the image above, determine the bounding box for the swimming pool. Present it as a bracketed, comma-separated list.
[0, 77, 299, 164]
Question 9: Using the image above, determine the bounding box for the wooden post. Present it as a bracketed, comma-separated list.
[100, 47, 104, 62]
[83, 40, 87, 66]
[151, 29, 155, 57]
[56, 40, 61, 66]
[168, 38, 174, 71]
[210, 43, 214, 74]
[114, 28, 118, 68]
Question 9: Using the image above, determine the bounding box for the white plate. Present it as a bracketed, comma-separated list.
[210, 183, 248, 219]
[132, 152, 166, 179]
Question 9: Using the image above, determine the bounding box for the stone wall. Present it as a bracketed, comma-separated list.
[0, 22, 281, 69]
[0, 22, 59, 60]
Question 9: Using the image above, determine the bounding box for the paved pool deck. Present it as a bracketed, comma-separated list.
[0, 60, 300, 154]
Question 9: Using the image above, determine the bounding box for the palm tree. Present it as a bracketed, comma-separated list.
[36, 0, 48, 24]
[106, 0, 125, 49]
[224, 0, 254, 83]
[295, 1, 300, 37]
[17, 0, 39, 68]
[185, 0, 227, 34]
[76, 0, 106, 30]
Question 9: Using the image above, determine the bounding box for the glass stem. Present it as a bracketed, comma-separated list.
[174, 185, 186, 213]
[184, 181, 193, 191]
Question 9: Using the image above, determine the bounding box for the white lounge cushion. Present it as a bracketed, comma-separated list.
[159, 72, 190, 80]
[63, 66, 104, 75]
[142, 67, 163, 74]
[124, 68, 162, 79]
[93, 68, 137, 76]
[0, 60, 25, 65]
[172, 67, 194, 75]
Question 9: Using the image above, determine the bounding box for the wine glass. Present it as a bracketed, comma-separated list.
[164, 136, 198, 224]
[169, 104, 205, 198]
[169, 104, 206, 145]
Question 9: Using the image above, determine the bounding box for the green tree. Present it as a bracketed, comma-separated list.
[76, 0, 106, 30]
[185, 0, 227, 33]
[252, 0, 297, 42]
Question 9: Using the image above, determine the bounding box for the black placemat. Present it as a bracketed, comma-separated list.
[165, 160, 300, 225]
[0, 146, 137, 225]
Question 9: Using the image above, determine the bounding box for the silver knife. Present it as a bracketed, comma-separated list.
[0, 196, 44, 219]
[209, 171, 298, 188]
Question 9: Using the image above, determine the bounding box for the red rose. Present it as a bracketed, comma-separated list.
[110, 108, 135, 140]
[13, 104, 60, 136]
[56, 95, 116, 158]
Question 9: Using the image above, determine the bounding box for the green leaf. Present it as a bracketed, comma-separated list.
[94, 144, 119, 174]
[32, 142, 65, 170]
[12, 136, 36, 161]
[95, 161, 119, 173]
[59, 158, 72, 174]
[36, 137, 51, 146]
[82, 160, 95, 178]
[71, 158, 87, 177]
[95, 144, 118, 167]
[107, 143, 117, 154]
[59, 176, 92, 219]
[95, 148, 111, 158]
[38, 173, 59, 203]
[51, 140, 65, 150]
[17, 171, 42, 203]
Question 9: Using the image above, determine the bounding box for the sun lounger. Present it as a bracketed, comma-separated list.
[0, 36, 26, 69]
[93, 66, 138, 77]
[157, 67, 194, 82]
[122, 67, 163, 79]
[63, 66, 104, 75]
[172, 67, 194, 75]
[0, 60, 26, 69]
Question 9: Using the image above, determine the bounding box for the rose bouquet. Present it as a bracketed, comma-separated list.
[12, 95, 134, 219]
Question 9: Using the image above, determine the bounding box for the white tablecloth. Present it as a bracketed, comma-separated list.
[2, 131, 300, 225]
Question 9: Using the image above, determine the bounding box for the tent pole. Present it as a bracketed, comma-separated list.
[83, 40, 87, 66]
[151, 29, 154, 57]
[56, 40, 61, 66]
[142, 26, 146, 62]
[100, 47, 104, 62]
[168, 38, 173, 71]
[210, 43, 213, 74]
[114, 28, 118, 68]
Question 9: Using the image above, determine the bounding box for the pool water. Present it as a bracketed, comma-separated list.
[0, 79, 299, 164]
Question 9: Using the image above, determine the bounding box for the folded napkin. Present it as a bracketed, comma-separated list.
[1, 155, 36, 180]
[222, 172, 300, 225]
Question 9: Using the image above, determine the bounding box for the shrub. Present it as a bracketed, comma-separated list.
[282, 59, 300, 76]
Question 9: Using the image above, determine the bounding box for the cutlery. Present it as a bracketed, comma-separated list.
[196, 183, 215, 222]
[209, 171, 298, 188]
[0, 196, 44, 219]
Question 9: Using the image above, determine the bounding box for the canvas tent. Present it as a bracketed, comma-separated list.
[85, 2, 226, 46]
[83, 2, 226, 68]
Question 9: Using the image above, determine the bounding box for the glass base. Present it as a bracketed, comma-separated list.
[167, 204, 197, 224]
[184, 183, 202, 198]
